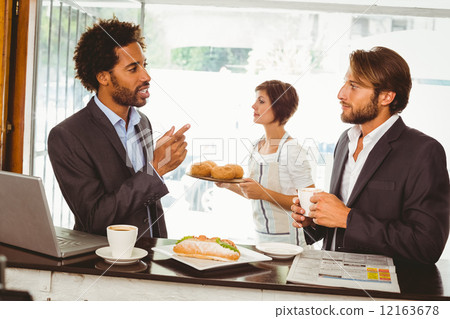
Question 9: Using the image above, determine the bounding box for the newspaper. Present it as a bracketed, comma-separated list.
[286, 250, 400, 293]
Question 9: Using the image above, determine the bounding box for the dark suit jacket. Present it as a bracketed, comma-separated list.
[305, 117, 449, 264]
[48, 97, 169, 238]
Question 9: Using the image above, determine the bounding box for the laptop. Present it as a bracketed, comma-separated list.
[0, 170, 107, 258]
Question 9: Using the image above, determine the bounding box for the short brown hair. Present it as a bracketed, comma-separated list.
[74, 18, 146, 93]
[349, 46, 412, 114]
[255, 80, 299, 125]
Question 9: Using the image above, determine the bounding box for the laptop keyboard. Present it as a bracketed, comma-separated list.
[56, 236, 85, 248]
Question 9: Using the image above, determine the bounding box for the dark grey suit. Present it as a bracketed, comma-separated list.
[305, 117, 449, 264]
[48, 97, 169, 238]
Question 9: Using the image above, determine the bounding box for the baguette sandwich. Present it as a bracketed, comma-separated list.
[173, 235, 241, 261]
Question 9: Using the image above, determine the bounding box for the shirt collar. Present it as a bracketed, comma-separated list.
[347, 114, 400, 143]
[347, 125, 362, 143]
[128, 106, 141, 128]
[94, 95, 141, 128]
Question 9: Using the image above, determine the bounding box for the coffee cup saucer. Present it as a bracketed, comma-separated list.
[255, 242, 303, 260]
[95, 260, 148, 273]
[95, 246, 148, 265]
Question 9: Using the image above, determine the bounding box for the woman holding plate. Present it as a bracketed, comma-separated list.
[216, 80, 314, 246]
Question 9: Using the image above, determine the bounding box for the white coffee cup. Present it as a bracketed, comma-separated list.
[106, 225, 138, 259]
[298, 188, 323, 217]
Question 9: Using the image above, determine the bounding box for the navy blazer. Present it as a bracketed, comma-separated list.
[48, 97, 169, 238]
[305, 117, 449, 264]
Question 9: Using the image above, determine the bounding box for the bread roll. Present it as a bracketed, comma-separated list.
[211, 165, 235, 179]
[202, 160, 217, 168]
[225, 164, 244, 179]
[189, 162, 211, 177]
[173, 235, 240, 261]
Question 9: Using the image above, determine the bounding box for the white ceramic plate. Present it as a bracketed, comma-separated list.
[95, 247, 148, 265]
[255, 243, 304, 260]
[152, 244, 272, 271]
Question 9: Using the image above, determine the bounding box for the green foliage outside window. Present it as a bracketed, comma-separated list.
[171, 47, 251, 72]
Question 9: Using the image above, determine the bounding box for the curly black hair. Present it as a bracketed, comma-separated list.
[73, 18, 146, 93]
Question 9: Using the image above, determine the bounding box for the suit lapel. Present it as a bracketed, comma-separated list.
[346, 118, 406, 207]
[135, 117, 153, 168]
[323, 132, 349, 250]
[135, 111, 158, 176]
[86, 97, 135, 175]
[330, 132, 349, 196]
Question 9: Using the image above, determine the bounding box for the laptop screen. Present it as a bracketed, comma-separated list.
[0, 171, 107, 258]
[0, 171, 61, 256]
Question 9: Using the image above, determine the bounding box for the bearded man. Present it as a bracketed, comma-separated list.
[291, 47, 449, 264]
[48, 18, 189, 238]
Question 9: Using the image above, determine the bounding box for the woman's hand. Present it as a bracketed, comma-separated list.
[215, 182, 244, 197]
[215, 182, 231, 189]
[239, 178, 267, 200]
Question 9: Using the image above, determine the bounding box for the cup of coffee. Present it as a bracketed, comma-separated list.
[107, 225, 138, 259]
[298, 188, 323, 217]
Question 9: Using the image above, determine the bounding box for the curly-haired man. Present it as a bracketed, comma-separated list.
[48, 18, 190, 238]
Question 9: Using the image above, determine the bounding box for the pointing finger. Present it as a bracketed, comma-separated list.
[173, 124, 191, 138]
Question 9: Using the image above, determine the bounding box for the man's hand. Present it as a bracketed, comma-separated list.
[308, 192, 350, 228]
[291, 197, 314, 228]
[152, 124, 190, 176]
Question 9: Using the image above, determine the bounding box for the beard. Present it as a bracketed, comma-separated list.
[340, 94, 379, 125]
[110, 73, 148, 108]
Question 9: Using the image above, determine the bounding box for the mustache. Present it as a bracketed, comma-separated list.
[136, 82, 150, 92]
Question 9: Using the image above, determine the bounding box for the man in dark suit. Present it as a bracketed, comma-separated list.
[48, 18, 189, 238]
[291, 47, 449, 264]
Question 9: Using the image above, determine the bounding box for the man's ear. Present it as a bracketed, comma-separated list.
[96, 71, 110, 87]
[379, 91, 396, 106]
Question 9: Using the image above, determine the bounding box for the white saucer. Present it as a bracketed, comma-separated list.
[95, 247, 148, 265]
[255, 242, 303, 260]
